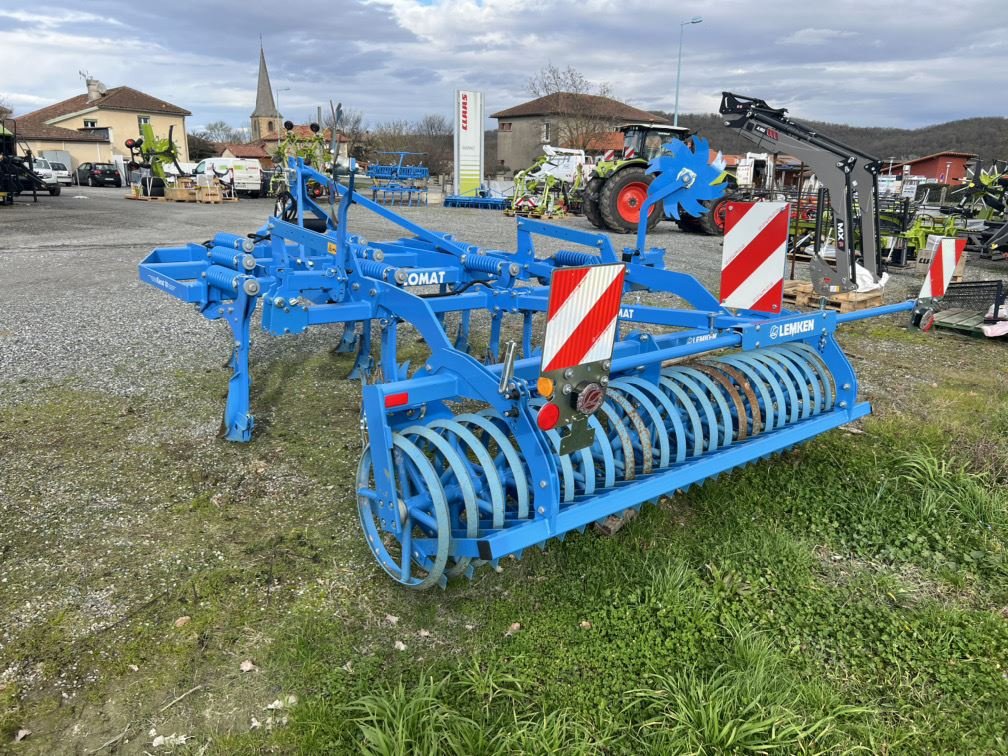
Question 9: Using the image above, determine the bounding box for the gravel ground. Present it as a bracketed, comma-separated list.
[4, 185, 995, 407]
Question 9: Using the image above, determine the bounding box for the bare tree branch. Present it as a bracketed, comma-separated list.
[525, 63, 620, 151]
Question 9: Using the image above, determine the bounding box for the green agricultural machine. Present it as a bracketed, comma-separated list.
[124, 123, 188, 196]
[583, 123, 729, 235]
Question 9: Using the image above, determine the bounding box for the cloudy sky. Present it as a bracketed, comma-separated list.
[2, 0, 1006, 133]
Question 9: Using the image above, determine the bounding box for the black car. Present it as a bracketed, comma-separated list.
[76, 162, 122, 187]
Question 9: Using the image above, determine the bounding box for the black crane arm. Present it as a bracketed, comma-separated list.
[719, 92, 883, 294]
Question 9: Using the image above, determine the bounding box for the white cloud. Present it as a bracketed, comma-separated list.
[776, 28, 857, 46]
[1, 0, 1006, 130]
[0, 8, 124, 27]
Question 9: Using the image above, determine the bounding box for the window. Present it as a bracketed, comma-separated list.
[137, 115, 150, 128]
[83, 119, 97, 128]
[499, 122, 512, 132]
[541, 121, 551, 143]
[267, 120, 274, 133]
[644, 132, 663, 160]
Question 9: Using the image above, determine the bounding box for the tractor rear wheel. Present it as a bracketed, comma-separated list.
[599, 167, 661, 234]
[583, 177, 604, 228]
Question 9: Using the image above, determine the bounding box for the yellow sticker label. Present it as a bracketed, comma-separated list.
[327, 242, 337, 255]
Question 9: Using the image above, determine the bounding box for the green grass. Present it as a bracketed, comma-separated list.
[2, 331, 1007, 753]
[213, 416, 1008, 755]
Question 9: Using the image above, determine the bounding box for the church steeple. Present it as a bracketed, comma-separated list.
[250, 45, 281, 140]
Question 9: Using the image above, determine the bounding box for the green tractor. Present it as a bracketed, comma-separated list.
[583, 123, 730, 235]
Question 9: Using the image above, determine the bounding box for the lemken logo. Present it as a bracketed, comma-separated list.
[769, 319, 815, 340]
[406, 270, 447, 286]
[686, 332, 718, 345]
[461, 93, 468, 131]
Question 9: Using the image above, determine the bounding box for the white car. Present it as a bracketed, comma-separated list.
[30, 157, 59, 188]
[48, 160, 73, 186]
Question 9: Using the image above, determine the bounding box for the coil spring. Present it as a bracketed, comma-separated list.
[357, 343, 836, 587]
[462, 254, 505, 275]
[358, 259, 401, 282]
[205, 264, 240, 293]
[554, 249, 600, 267]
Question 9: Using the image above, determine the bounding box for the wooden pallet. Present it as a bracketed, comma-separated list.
[782, 280, 884, 313]
[931, 308, 988, 336]
[125, 194, 167, 201]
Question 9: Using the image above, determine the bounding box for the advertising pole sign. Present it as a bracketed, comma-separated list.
[454, 89, 484, 197]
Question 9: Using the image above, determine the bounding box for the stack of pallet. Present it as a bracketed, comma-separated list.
[782, 280, 884, 313]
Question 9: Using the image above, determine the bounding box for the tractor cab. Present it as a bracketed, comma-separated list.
[619, 123, 693, 161]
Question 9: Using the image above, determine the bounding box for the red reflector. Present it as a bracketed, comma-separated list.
[385, 392, 409, 408]
[537, 402, 560, 431]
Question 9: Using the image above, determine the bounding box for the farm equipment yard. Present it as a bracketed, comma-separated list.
[2, 184, 1008, 753]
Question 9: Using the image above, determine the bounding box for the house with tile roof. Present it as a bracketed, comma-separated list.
[491, 92, 670, 171]
[16, 78, 190, 169]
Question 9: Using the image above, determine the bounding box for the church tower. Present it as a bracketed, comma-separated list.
[250, 46, 281, 141]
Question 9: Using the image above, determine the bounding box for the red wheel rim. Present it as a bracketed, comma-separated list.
[617, 182, 650, 223]
[713, 200, 729, 232]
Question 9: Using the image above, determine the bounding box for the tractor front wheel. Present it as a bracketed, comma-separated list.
[698, 197, 731, 236]
[599, 167, 661, 234]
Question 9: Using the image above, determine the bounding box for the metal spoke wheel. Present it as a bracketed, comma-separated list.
[357, 439, 449, 589]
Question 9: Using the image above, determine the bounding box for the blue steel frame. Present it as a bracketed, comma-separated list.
[139, 155, 916, 583]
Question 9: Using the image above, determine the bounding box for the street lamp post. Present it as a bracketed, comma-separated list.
[275, 87, 291, 119]
[673, 16, 703, 127]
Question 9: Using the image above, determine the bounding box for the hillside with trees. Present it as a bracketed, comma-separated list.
[662, 112, 1008, 161]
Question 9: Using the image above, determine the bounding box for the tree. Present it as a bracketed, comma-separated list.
[194, 120, 245, 144]
[322, 106, 367, 160]
[363, 116, 454, 175]
[187, 133, 217, 161]
[0, 96, 11, 120]
[526, 63, 616, 151]
[412, 114, 452, 175]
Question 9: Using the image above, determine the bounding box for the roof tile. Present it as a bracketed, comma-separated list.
[491, 93, 670, 124]
[10, 118, 108, 143]
[18, 86, 190, 123]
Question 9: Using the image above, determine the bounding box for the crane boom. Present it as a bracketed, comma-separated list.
[719, 92, 883, 294]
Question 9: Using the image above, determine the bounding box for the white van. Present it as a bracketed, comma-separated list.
[193, 158, 263, 196]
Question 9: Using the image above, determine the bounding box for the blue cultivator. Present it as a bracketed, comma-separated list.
[140, 143, 913, 589]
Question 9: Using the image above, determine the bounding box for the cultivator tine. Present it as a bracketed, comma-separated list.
[453, 311, 471, 352]
[335, 321, 359, 354]
[138, 149, 916, 590]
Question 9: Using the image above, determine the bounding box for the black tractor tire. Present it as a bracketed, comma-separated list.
[694, 197, 730, 236]
[583, 177, 605, 228]
[599, 167, 662, 234]
[701, 198, 733, 236]
[49, 186, 61, 196]
[677, 215, 704, 233]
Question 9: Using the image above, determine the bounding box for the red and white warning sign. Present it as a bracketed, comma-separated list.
[542, 264, 626, 373]
[719, 201, 789, 313]
[919, 237, 966, 299]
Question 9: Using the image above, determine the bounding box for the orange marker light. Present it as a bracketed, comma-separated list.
[536, 376, 555, 398]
